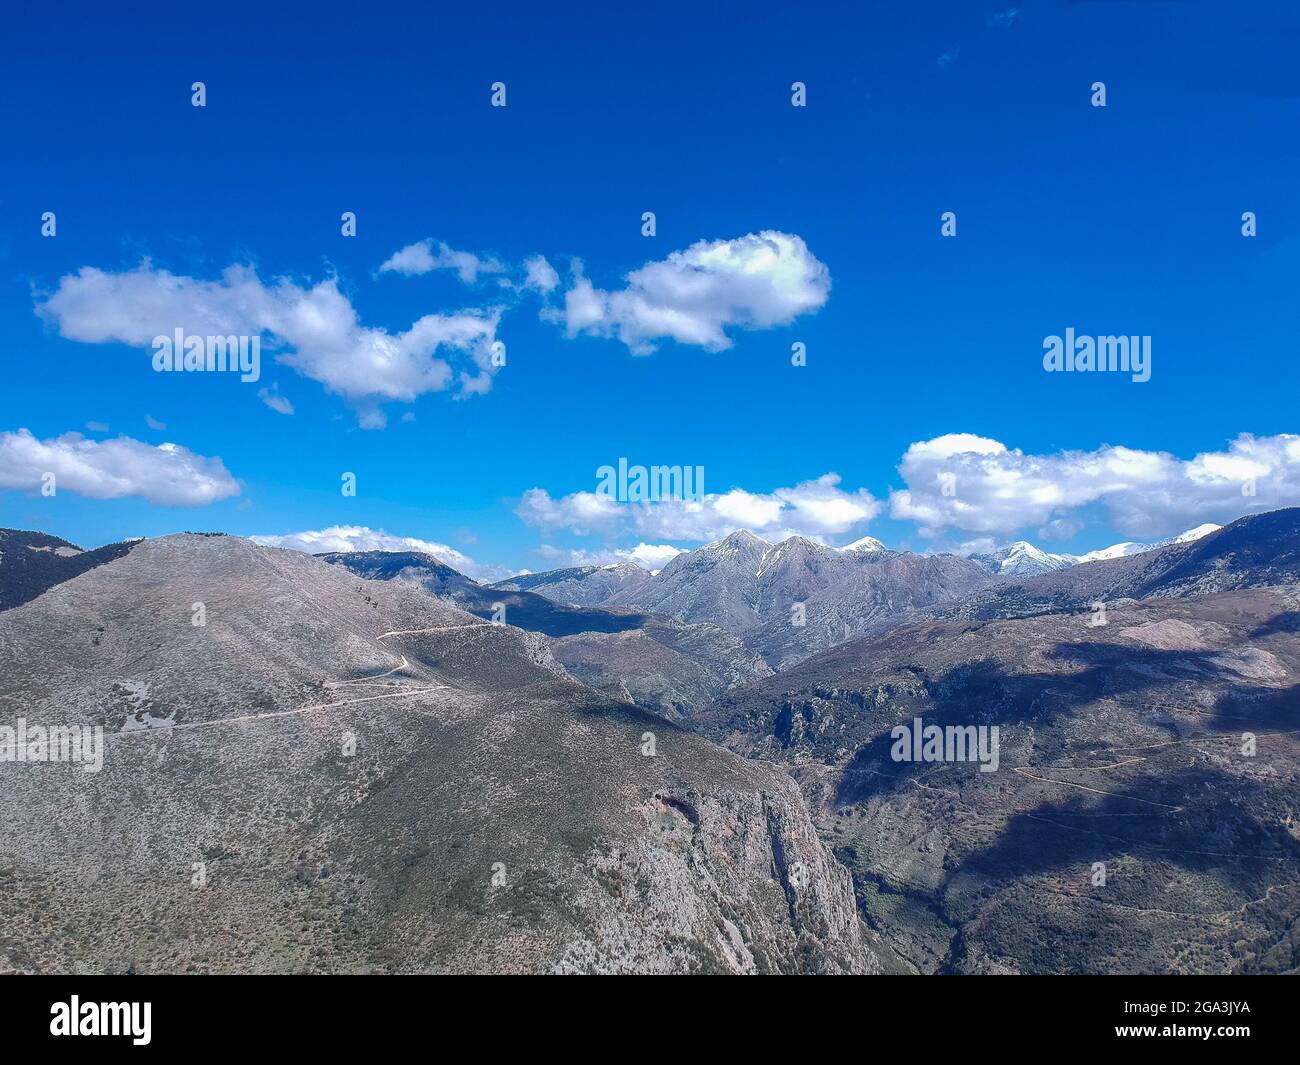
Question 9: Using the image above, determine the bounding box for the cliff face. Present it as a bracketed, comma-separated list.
[548, 782, 877, 974]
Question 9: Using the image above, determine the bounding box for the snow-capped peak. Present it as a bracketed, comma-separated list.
[840, 535, 888, 553]
[995, 541, 1076, 576]
[1074, 541, 1145, 563]
[1075, 522, 1222, 564]
[1166, 523, 1221, 545]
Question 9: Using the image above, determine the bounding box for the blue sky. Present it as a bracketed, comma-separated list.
[2, 0, 1298, 577]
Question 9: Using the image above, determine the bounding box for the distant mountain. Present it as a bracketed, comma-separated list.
[320, 550, 646, 636]
[971, 523, 1223, 577]
[752, 536, 870, 619]
[839, 535, 888, 554]
[326, 520, 1240, 677]
[0, 528, 137, 612]
[492, 562, 652, 607]
[746, 551, 995, 670]
[969, 541, 1076, 578]
[608, 530, 774, 631]
[1073, 522, 1222, 562]
[0, 534, 876, 974]
[606, 530, 866, 630]
[1166, 521, 1225, 544]
[601, 531, 991, 669]
[937, 510, 1300, 623]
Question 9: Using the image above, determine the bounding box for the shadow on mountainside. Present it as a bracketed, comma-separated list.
[961, 761, 1299, 894]
[834, 639, 1298, 806]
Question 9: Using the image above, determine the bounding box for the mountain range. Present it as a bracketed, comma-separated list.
[487, 522, 1222, 671]
[968, 524, 1223, 577]
[499, 531, 993, 672]
[2, 509, 1296, 973]
[687, 512, 1300, 974]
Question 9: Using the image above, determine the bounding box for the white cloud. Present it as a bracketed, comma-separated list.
[250, 524, 508, 579]
[712, 488, 784, 529]
[517, 473, 879, 543]
[555, 231, 831, 353]
[891, 432, 1300, 538]
[0, 428, 239, 506]
[258, 385, 294, 415]
[538, 541, 683, 572]
[144, 414, 167, 430]
[35, 263, 503, 414]
[522, 255, 560, 295]
[378, 239, 507, 283]
[621, 542, 683, 570]
[907, 432, 1008, 460]
[515, 487, 624, 535]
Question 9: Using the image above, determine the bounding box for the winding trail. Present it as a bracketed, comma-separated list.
[1031, 883, 1282, 921]
[331, 655, 410, 684]
[376, 625, 486, 639]
[1011, 767, 1184, 810]
[105, 685, 450, 741]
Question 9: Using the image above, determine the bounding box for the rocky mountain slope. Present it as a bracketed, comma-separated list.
[607, 530, 775, 630]
[694, 516, 1300, 974]
[747, 550, 995, 670]
[0, 535, 873, 974]
[551, 618, 772, 722]
[599, 531, 992, 670]
[493, 562, 654, 607]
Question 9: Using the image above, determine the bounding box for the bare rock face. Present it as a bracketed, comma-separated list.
[747, 551, 994, 670]
[0, 535, 874, 974]
[608, 530, 774, 631]
[553, 785, 873, 974]
[601, 531, 992, 671]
